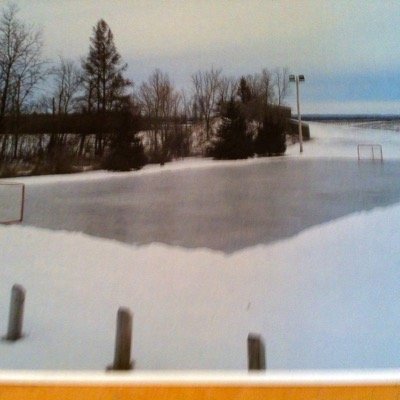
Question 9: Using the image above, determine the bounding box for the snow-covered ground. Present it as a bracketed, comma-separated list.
[1, 122, 400, 370]
[286, 122, 400, 159]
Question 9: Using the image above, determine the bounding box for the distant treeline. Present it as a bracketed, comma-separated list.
[302, 114, 400, 122]
[0, 3, 298, 177]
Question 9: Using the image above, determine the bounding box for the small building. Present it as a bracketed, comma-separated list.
[288, 119, 311, 141]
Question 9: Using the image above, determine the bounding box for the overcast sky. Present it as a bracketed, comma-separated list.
[9, 0, 400, 114]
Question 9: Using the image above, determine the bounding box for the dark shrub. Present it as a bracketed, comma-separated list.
[254, 108, 287, 156]
[103, 110, 147, 171]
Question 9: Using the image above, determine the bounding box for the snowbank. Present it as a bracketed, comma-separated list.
[1, 202, 400, 370]
[4, 157, 277, 186]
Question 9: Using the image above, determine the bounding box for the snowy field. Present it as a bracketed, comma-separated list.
[286, 121, 400, 159]
[1, 122, 400, 370]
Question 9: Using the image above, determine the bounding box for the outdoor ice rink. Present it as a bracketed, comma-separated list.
[2, 122, 400, 371]
[23, 158, 400, 253]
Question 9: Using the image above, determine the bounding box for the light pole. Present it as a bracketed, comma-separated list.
[289, 74, 305, 153]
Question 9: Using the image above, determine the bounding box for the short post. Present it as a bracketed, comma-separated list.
[108, 307, 133, 371]
[247, 333, 266, 371]
[5, 284, 25, 341]
[296, 77, 303, 153]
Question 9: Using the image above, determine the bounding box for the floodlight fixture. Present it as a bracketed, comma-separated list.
[289, 75, 296, 82]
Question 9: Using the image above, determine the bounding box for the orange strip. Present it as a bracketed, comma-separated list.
[1, 384, 400, 400]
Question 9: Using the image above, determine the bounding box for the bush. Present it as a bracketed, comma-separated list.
[164, 128, 191, 160]
[31, 148, 76, 175]
[103, 135, 147, 171]
[103, 111, 147, 171]
[0, 163, 18, 178]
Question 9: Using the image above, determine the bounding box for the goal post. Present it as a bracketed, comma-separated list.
[0, 182, 25, 224]
[357, 144, 383, 162]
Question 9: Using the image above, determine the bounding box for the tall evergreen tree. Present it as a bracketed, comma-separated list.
[237, 77, 252, 104]
[210, 99, 253, 160]
[82, 19, 131, 155]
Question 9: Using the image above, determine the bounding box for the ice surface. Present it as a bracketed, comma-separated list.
[20, 158, 400, 252]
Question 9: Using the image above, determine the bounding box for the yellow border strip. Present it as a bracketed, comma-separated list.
[1, 384, 400, 400]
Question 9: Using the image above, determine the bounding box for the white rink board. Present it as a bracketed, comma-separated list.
[0, 183, 24, 223]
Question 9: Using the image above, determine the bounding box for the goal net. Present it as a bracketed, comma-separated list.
[0, 182, 25, 224]
[357, 144, 383, 162]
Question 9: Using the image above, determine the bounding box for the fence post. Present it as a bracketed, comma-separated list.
[5, 284, 25, 341]
[247, 333, 266, 371]
[108, 307, 133, 371]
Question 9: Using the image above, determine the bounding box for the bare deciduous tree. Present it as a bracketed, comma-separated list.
[138, 69, 181, 162]
[237, 69, 275, 123]
[273, 67, 290, 105]
[218, 75, 238, 105]
[0, 3, 45, 159]
[245, 69, 275, 106]
[177, 88, 193, 156]
[260, 68, 275, 105]
[52, 57, 82, 115]
[191, 67, 222, 141]
[46, 57, 82, 154]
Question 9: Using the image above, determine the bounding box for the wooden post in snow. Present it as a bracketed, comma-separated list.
[5, 284, 25, 341]
[108, 307, 133, 371]
[247, 333, 266, 370]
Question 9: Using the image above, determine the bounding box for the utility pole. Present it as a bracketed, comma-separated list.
[289, 74, 305, 153]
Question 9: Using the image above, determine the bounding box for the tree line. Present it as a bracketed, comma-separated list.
[0, 4, 292, 177]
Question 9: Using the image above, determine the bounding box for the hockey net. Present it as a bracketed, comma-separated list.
[0, 182, 25, 224]
[357, 144, 383, 162]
